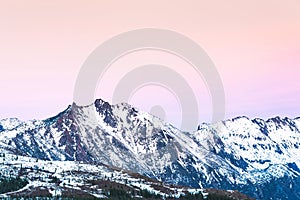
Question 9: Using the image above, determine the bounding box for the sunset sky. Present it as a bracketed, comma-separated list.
[0, 0, 299, 130]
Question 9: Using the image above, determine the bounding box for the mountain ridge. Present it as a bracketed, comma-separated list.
[0, 98, 299, 199]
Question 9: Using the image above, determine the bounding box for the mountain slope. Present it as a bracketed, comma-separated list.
[0, 153, 254, 200]
[194, 116, 300, 199]
[0, 99, 299, 199]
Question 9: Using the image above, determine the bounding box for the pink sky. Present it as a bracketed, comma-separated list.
[0, 1, 299, 129]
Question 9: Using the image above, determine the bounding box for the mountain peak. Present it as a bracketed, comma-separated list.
[0, 100, 300, 199]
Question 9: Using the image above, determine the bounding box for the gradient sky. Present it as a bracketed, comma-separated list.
[0, 0, 299, 130]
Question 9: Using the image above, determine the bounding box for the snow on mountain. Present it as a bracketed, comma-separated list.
[197, 117, 298, 160]
[0, 153, 205, 199]
[0, 153, 255, 200]
[194, 116, 300, 199]
[0, 99, 299, 199]
[194, 116, 300, 175]
[0, 106, 93, 162]
[0, 118, 22, 131]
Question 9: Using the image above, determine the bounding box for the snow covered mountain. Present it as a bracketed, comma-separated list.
[0, 99, 299, 199]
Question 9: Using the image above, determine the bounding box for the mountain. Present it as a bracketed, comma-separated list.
[0, 98, 299, 199]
